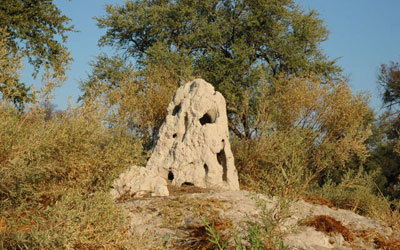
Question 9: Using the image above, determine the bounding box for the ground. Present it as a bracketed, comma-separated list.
[117, 185, 400, 249]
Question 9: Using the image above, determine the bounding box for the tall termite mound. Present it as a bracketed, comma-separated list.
[111, 79, 239, 199]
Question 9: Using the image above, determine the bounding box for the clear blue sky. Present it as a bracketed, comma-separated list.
[22, 0, 400, 112]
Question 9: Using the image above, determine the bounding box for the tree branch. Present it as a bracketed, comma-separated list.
[229, 122, 245, 139]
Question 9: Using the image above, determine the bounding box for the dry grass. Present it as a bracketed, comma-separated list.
[120, 195, 232, 249]
[301, 215, 354, 242]
[353, 230, 400, 250]
[302, 215, 400, 249]
[1, 32, 397, 249]
[155, 196, 226, 229]
[167, 184, 213, 196]
[303, 196, 336, 209]
[373, 234, 400, 250]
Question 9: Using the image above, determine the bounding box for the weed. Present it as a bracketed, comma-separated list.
[278, 240, 289, 250]
[233, 223, 290, 250]
[254, 195, 292, 241]
[203, 218, 228, 250]
[226, 194, 293, 250]
[317, 168, 400, 229]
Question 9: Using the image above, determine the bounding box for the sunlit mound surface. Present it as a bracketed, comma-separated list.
[118, 188, 400, 250]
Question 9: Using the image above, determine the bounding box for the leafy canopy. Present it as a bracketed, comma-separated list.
[0, 0, 73, 109]
[378, 61, 400, 112]
[0, 30, 35, 111]
[368, 61, 400, 200]
[95, 0, 341, 139]
[0, 0, 73, 75]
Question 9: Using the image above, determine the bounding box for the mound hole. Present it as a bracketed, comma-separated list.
[204, 164, 209, 175]
[200, 113, 212, 125]
[168, 171, 174, 181]
[199, 109, 217, 125]
[172, 104, 181, 116]
[217, 148, 227, 182]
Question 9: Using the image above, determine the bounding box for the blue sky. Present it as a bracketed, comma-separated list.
[298, 0, 400, 112]
[22, 0, 400, 112]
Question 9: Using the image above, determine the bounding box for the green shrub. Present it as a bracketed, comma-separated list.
[1, 191, 130, 249]
[233, 75, 372, 198]
[0, 104, 143, 249]
[315, 168, 400, 228]
[233, 131, 313, 198]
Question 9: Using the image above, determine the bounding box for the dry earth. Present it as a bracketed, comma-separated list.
[118, 186, 400, 249]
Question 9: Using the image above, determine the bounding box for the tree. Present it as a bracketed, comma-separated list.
[79, 54, 180, 148]
[370, 61, 400, 199]
[377, 61, 400, 140]
[0, 0, 73, 108]
[95, 0, 341, 139]
[378, 61, 400, 111]
[0, 29, 35, 111]
[232, 75, 371, 193]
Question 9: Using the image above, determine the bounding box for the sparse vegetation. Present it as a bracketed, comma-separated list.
[202, 218, 229, 250]
[315, 169, 400, 229]
[156, 196, 226, 229]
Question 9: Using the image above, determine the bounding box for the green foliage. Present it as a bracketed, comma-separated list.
[0, 0, 73, 76]
[369, 60, 400, 200]
[318, 169, 385, 215]
[366, 129, 400, 199]
[0, 104, 142, 203]
[234, 224, 265, 250]
[203, 218, 228, 250]
[0, 30, 35, 111]
[246, 225, 264, 250]
[0, 1, 72, 109]
[232, 195, 292, 250]
[256, 195, 292, 247]
[204, 217, 288, 250]
[378, 61, 400, 111]
[79, 55, 136, 100]
[96, 0, 341, 139]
